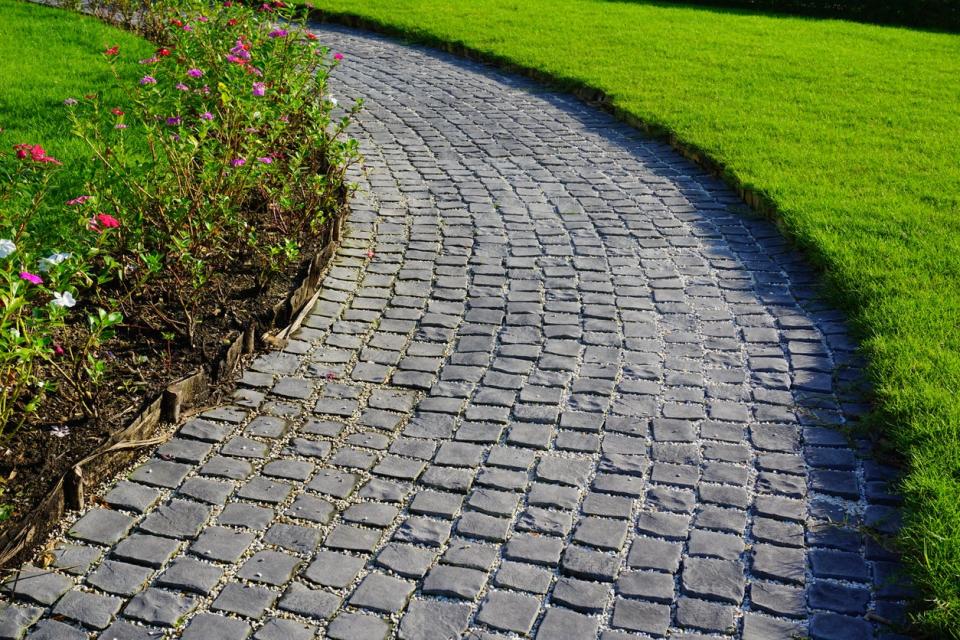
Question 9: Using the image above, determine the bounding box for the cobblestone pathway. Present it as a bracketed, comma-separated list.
[0, 25, 909, 640]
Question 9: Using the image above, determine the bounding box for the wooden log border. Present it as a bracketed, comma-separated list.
[0, 213, 344, 569]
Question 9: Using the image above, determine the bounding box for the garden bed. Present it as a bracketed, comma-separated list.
[0, 0, 360, 564]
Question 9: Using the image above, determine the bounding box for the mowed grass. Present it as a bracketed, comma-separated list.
[0, 0, 152, 248]
[310, 0, 960, 633]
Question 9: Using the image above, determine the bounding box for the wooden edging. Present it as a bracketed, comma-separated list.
[0, 213, 344, 569]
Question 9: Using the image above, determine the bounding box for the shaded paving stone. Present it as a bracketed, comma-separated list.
[2, 566, 73, 606]
[52, 545, 101, 576]
[68, 510, 135, 546]
[130, 460, 192, 489]
[52, 590, 122, 629]
[111, 534, 179, 568]
[104, 482, 162, 513]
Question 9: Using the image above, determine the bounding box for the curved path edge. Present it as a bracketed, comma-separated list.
[0, 24, 909, 640]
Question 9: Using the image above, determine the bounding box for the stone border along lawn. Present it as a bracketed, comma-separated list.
[305, 1, 960, 634]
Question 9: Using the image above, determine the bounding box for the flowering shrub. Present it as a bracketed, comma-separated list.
[66, 0, 360, 346]
[0, 0, 360, 436]
[0, 144, 121, 435]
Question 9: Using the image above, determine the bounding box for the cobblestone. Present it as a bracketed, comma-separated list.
[1, 24, 906, 640]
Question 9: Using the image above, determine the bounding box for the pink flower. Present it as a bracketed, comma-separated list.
[199, 15, 209, 22]
[333, 52, 343, 61]
[115, 124, 127, 130]
[200, 112, 214, 121]
[187, 68, 204, 78]
[268, 29, 288, 38]
[175, 83, 189, 91]
[66, 195, 92, 206]
[257, 156, 273, 164]
[183, 24, 193, 31]
[252, 82, 265, 97]
[139, 56, 159, 65]
[19, 271, 42, 285]
[230, 157, 246, 167]
[13, 144, 61, 165]
[53, 344, 65, 357]
[89, 212, 120, 232]
[140, 76, 157, 85]
[63, 97, 78, 106]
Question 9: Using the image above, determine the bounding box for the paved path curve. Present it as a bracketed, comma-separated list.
[0, 25, 909, 640]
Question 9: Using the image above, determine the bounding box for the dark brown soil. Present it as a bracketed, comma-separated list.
[0, 229, 333, 538]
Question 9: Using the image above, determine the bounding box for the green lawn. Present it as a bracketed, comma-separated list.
[310, 0, 960, 633]
[0, 0, 152, 248]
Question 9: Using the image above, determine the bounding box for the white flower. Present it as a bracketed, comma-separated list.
[9, 328, 19, 339]
[0, 239, 15, 259]
[50, 425, 70, 438]
[39, 252, 71, 272]
[328, 97, 338, 107]
[51, 291, 77, 308]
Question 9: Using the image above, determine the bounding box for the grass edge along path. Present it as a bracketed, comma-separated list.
[306, 1, 960, 635]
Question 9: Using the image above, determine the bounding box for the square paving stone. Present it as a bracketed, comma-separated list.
[505, 534, 564, 566]
[220, 437, 269, 459]
[177, 478, 234, 505]
[189, 526, 256, 563]
[420, 466, 475, 493]
[349, 573, 415, 614]
[626, 536, 683, 572]
[529, 483, 581, 510]
[325, 525, 381, 553]
[264, 523, 321, 554]
[398, 600, 472, 640]
[468, 488, 520, 517]
[104, 482, 162, 513]
[551, 576, 610, 613]
[327, 612, 389, 640]
[358, 478, 410, 503]
[96, 620, 165, 639]
[218, 503, 274, 530]
[456, 511, 511, 541]
[752, 544, 806, 584]
[211, 583, 278, 618]
[561, 545, 620, 582]
[285, 495, 335, 524]
[435, 443, 485, 467]
[409, 490, 464, 519]
[330, 447, 378, 470]
[284, 438, 332, 459]
[676, 596, 736, 633]
[681, 558, 746, 604]
[343, 503, 400, 528]
[304, 551, 366, 588]
[68, 509, 135, 546]
[129, 460, 192, 489]
[617, 570, 675, 603]
[373, 456, 426, 480]
[111, 534, 180, 568]
[422, 565, 488, 599]
[308, 469, 360, 499]
[181, 613, 251, 640]
[536, 607, 599, 640]
[25, 620, 87, 640]
[516, 507, 574, 536]
[376, 544, 437, 579]
[573, 517, 629, 551]
[253, 618, 316, 640]
[582, 493, 634, 519]
[199, 456, 253, 480]
[86, 561, 153, 596]
[278, 582, 342, 620]
[237, 477, 293, 504]
[52, 545, 101, 575]
[123, 588, 196, 627]
[477, 590, 541, 635]
[441, 540, 499, 570]
[262, 460, 315, 481]
[179, 418, 232, 443]
[611, 597, 671, 636]
[237, 551, 302, 586]
[494, 561, 553, 594]
[155, 557, 223, 595]
[52, 590, 122, 629]
[2, 565, 73, 606]
[393, 516, 452, 547]
[140, 500, 211, 539]
[156, 439, 212, 464]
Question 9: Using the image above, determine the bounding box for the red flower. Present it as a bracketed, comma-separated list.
[13, 144, 61, 165]
[223, 1, 233, 5]
[170, 18, 183, 27]
[157, 47, 172, 57]
[111, 107, 124, 116]
[104, 45, 120, 56]
[89, 212, 120, 232]
[227, 18, 238, 26]
[306, 33, 318, 41]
